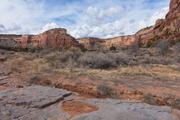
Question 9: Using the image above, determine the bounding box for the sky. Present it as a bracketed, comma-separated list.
[0, 0, 169, 38]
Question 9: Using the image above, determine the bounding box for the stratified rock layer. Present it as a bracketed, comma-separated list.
[136, 0, 180, 47]
[0, 28, 82, 50]
[79, 36, 136, 50]
[105, 35, 136, 48]
[78, 37, 105, 50]
[80, 0, 180, 49]
[0, 0, 179, 50]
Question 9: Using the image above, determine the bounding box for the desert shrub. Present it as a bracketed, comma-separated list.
[29, 75, 41, 84]
[45, 52, 61, 68]
[96, 84, 117, 98]
[142, 56, 173, 65]
[0, 39, 20, 50]
[143, 94, 157, 105]
[59, 48, 82, 68]
[176, 56, 180, 63]
[0, 55, 7, 62]
[128, 42, 139, 54]
[39, 48, 57, 56]
[27, 43, 38, 52]
[109, 45, 116, 51]
[107, 52, 131, 65]
[156, 40, 169, 55]
[45, 48, 83, 68]
[174, 42, 180, 53]
[78, 52, 116, 69]
[61, 48, 82, 62]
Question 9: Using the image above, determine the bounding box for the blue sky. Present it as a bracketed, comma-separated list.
[0, 0, 169, 38]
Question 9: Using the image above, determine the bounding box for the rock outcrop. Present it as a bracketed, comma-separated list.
[136, 0, 180, 47]
[0, 28, 82, 50]
[0, 86, 179, 120]
[78, 37, 105, 50]
[79, 36, 136, 50]
[0, 0, 179, 51]
[80, 0, 180, 49]
[104, 35, 136, 48]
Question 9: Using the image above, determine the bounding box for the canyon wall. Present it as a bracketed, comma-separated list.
[0, 0, 179, 51]
[136, 0, 180, 47]
[78, 36, 136, 50]
[78, 38, 105, 51]
[80, 0, 180, 50]
[0, 28, 82, 51]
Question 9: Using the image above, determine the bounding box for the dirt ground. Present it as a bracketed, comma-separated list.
[0, 49, 179, 109]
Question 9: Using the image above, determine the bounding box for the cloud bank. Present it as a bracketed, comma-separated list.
[0, 0, 169, 38]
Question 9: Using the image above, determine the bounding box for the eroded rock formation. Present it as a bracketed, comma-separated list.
[105, 35, 136, 48]
[80, 0, 180, 49]
[0, 0, 179, 51]
[136, 0, 180, 47]
[78, 37, 105, 50]
[0, 28, 82, 50]
[79, 36, 136, 50]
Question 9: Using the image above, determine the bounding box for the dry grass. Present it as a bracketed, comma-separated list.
[5, 54, 50, 74]
[2, 50, 180, 81]
[55, 64, 180, 81]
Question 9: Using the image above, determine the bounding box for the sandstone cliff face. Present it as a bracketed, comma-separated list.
[78, 37, 105, 50]
[136, 0, 180, 47]
[104, 35, 136, 48]
[0, 0, 179, 50]
[80, 0, 180, 49]
[0, 28, 82, 50]
[79, 36, 136, 50]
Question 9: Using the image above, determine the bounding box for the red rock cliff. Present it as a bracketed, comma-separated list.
[136, 0, 180, 47]
[80, 0, 180, 49]
[78, 37, 105, 50]
[0, 28, 82, 50]
[104, 35, 136, 48]
[78, 36, 136, 50]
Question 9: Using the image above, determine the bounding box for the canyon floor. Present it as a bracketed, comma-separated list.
[0, 47, 180, 120]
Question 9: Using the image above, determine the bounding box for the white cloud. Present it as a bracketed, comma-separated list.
[0, 0, 169, 38]
[150, 7, 169, 23]
[0, 0, 45, 34]
[69, 6, 169, 38]
[41, 23, 60, 33]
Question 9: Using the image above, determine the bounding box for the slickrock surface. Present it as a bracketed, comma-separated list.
[0, 86, 72, 120]
[72, 99, 180, 120]
[0, 86, 179, 120]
